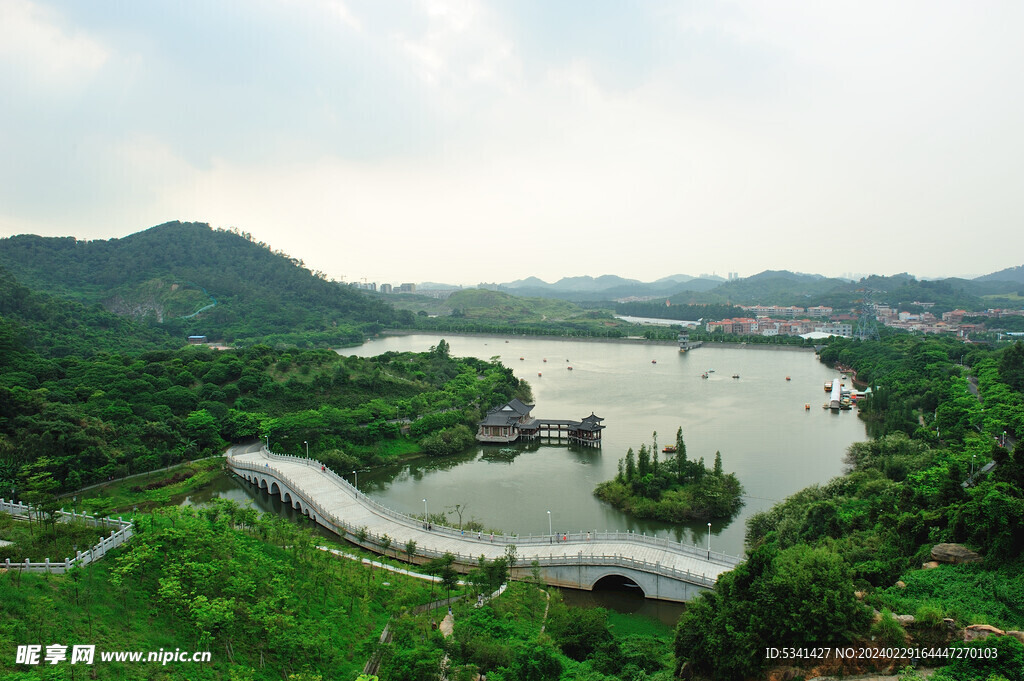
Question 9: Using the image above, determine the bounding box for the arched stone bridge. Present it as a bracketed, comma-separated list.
[226, 443, 742, 602]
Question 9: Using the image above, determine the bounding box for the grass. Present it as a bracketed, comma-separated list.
[0, 515, 109, 563]
[606, 609, 674, 640]
[72, 457, 225, 514]
[349, 437, 422, 461]
[0, 510, 441, 680]
[874, 563, 1024, 630]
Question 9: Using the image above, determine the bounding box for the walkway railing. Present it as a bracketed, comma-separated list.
[1, 499, 134, 574]
[226, 448, 741, 583]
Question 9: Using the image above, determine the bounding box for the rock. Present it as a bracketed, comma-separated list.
[964, 624, 1005, 641]
[1007, 631, 1024, 645]
[896, 614, 916, 626]
[944, 618, 957, 631]
[895, 580, 907, 589]
[931, 543, 982, 564]
[921, 560, 940, 569]
[854, 590, 866, 599]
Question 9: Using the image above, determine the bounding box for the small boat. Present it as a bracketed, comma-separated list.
[786, 376, 791, 381]
[538, 372, 542, 377]
[662, 446, 677, 453]
[732, 374, 740, 379]
[651, 359, 657, 364]
[520, 357, 524, 361]
[708, 369, 715, 373]
[567, 366, 573, 371]
[701, 372, 709, 379]
[825, 380, 833, 391]
[805, 403, 811, 410]
[543, 358, 547, 362]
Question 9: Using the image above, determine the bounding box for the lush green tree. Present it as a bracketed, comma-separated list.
[675, 544, 870, 680]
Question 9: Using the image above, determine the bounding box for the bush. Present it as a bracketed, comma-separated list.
[871, 609, 907, 646]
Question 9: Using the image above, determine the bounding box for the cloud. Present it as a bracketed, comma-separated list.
[0, 0, 109, 92]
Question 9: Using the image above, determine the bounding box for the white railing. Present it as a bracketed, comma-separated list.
[1, 499, 134, 574]
[226, 449, 740, 584]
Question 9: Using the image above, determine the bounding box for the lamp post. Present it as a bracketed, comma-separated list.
[304, 440, 308, 460]
[1003, 431, 1007, 447]
[707, 522, 712, 559]
[264, 434, 269, 449]
[547, 510, 552, 539]
[972, 454, 976, 477]
[423, 498, 427, 521]
[352, 470, 357, 489]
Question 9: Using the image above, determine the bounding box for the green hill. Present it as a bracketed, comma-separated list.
[0, 222, 411, 346]
[387, 287, 616, 323]
[0, 265, 179, 358]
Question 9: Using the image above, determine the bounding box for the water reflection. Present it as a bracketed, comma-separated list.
[560, 585, 686, 628]
[344, 335, 867, 557]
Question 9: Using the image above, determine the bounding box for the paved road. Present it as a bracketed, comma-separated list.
[227, 443, 739, 583]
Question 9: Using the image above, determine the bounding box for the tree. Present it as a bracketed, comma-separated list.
[675, 426, 688, 482]
[713, 451, 723, 477]
[438, 553, 459, 600]
[504, 543, 518, 571]
[404, 539, 417, 562]
[184, 409, 222, 452]
[624, 448, 636, 482]
[446, 503, 467, 530]
[652, 431, 659, 472]
[1000, 340, 1024, 392]
[380, 534, 392, 558]
[637, 444, 651, 478]
[675, 544, 870, 680]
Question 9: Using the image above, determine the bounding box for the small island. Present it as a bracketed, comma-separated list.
[594, 427, 744, 522]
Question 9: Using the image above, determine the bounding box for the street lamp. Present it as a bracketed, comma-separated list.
[707, 522, 712, 559]
[304, 440, 308, 460]
[264, 434, 269, 449]
[423, 498, 427, 520]
[972, 454, 976, 477]
[547, 510, 552, 538]
[1003, 431, 1007, 447]
[352, 470, 358, 490]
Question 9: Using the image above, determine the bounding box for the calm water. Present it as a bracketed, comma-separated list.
[340, 334, 866, 557]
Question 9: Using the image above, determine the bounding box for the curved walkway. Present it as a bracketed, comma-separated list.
[226, 443, 741, 594]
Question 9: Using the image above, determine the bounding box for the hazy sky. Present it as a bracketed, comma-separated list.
[2, 1, 1022, 285]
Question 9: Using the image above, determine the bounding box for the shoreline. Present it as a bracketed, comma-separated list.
[370, 329, 816, 352]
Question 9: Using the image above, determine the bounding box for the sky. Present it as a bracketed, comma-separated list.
[1, 0, 1022, 286]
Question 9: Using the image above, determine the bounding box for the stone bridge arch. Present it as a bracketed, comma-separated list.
[591, 572, 646, 597]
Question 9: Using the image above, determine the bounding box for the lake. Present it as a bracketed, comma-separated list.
[340, 334, 866, 557]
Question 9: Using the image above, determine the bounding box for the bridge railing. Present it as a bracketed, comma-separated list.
[227, 449, 742, 573]
[227, 457, 720, 586]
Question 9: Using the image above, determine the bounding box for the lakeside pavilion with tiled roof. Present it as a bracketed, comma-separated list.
[476, 399, 604, 447]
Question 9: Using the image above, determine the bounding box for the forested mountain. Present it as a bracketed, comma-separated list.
[0, 265, 178, 357]
[0, 222, 410, 346]
[975, 264, 1024, 284]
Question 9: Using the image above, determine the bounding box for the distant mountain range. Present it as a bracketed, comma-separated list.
[494, 274, 724, 301]
[469, 267, 1024, 311]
